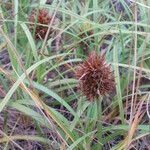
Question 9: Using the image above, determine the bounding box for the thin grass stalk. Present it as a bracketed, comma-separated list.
[96, 97, 103, 150]
[129, 1, 138, 145]
[113, 47, 124, 123]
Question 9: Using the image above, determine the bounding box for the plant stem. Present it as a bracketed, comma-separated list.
[96, 97, 103, 150]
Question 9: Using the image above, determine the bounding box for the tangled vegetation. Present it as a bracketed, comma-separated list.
[0, 0, 150, 149]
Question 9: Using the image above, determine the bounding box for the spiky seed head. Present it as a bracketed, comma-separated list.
[28, 9, 57, 40]
[76, 51, 115, 101]
[78, 23, 94, 55]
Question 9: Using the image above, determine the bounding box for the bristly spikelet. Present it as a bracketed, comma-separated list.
[76, 51, 115, 101]
[28, 9, 57, 40]
[78, 23, 94, 55]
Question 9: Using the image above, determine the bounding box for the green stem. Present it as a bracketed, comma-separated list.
[96, 97, 103, 150]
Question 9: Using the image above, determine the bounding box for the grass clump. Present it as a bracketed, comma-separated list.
[0, 0, 150, 149]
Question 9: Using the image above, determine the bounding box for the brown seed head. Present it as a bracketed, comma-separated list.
[76, 51, 115, 101]
[28, 9, 57, 40]
[78, 23, 94, 55]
